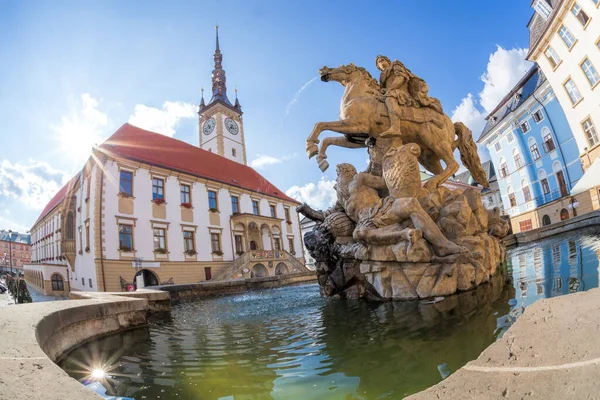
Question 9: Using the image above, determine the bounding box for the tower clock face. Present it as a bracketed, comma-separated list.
[225, 118, 239, 135]
[203, 118, 216, 135]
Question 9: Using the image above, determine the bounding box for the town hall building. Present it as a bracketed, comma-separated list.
[24, 27, 308, 295]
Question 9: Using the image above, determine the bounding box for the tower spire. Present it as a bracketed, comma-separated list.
[210, 25, 231, 105]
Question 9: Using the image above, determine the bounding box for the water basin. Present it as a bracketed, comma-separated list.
[59, 228, 600, 399]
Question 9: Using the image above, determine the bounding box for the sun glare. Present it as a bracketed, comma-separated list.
[90, 368, 106, 380]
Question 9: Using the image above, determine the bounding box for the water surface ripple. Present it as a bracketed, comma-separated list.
[60, 228, 600, 399]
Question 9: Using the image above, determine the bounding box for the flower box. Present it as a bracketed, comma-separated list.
[286, 221, 292, 225]
[119, 192, 132, 198]
[78, 250, 83, 255]
[154, 248, 167, 254]
[77, 207, 81, 212]
[153, 198, 166, 205]
[85, 246, 90, 253]
[212, 250, 223, 256]
[184, 250, 197, 256]
[181, 202, 192, 209]
[209, 207, 219, 213]
[119, 247, 133, 252]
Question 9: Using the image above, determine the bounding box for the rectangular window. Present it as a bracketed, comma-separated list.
[532, 109, 544, 123]
[544, 46, 561, 69]
[82, 277, 85, 286]
[205, 267, 212, 281]
[89, 278, 92, 288]
[231, 196, 240, 214]
[252, 200, 260, 215]
[581, 58, 600, 86]
[523, 186, 532, 202]
[152, 178, 164, 200]
[508, 193, 517, 207]
[514, 153, 524, 169]
[494, 142, 501, 152]
[530, 143, 541, 160]
[153, 228, 166, 251]
[85, 225, 90, 250]
[180, 184, 191, 205]
[284, 207, 291, 223]
[288, 237, 295, 254]
[118, 224, 133, 251]
[519, 220, 533, 232]
[119, 170, 133, 196]
[270, 204, 276, 218]
[210, 233, 221, 253]
[234, 235, 244, 254]
[543, 134, 556, 152]
[541, 178, 551, 194]
[208, 190, 218, 210]
[582, 117, 600, 146]
[571, 3, 590, 26]
[507, 131, 515, 143]
[183, 231, 195, 252]
[520, 121, 530, 133]
[273, 237, 281, 251]
[559, 25, 576, 49]
[232, 148, 236, 157]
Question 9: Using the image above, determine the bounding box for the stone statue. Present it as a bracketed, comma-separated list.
[299, 55, 509, 301]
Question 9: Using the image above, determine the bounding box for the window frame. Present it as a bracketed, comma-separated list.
[252, 200, 260, 215]
[210, 232, 222, 254]
[558, 24, 577, 49]
[494, 141, 502, 152]
[532, 109, 545, 123]
[507, 131, 515, 143]
[180, 184, 191, 205]
[284, 207, 291, 223]
[234, 234, 244, 254]
[544, 45, 562, 69]
[119, 170, 134, 197]
[580, 57, 600, 87]
[51, 274, 64, 291]
[152, 177, 165, 200]
[183, 231, 195, 252]
[571, 3, 591, 27]
[269, 204, 277, 218]
[563, 77, 583, 105]
[581, 116, 600, 147]
[231, 195, 240, 214]
[288, 237, 295, 254]
[520, 121, 531, 133]
[153, 228, 167, 252]
[514, 152, 524, 169]
[508, 193, 517, 208]
[543, 134, 556, 152]
[208, 190, 218, 211]
[530, 143, 541, 160]
[118, 224, 134, 251]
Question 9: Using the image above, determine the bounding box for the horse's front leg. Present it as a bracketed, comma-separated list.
[306, 119, 367, 159]
[316, 137, 366, 172]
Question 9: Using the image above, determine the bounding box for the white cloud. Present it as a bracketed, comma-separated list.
[128, 101, 197, 136]
[250, 153, 297, 170]
[451, 46, 533, 134]
[0, 215, 30, 233]
[286, 177, 337, 210]
[53, 93, 108, 163]
[0, 160, 69, 210]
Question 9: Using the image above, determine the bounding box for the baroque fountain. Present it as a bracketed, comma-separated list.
[299, 55, 510, 300]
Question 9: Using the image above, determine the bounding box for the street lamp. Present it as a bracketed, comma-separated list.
[7, 230, 12, 276]
[569, 197, 579, 217]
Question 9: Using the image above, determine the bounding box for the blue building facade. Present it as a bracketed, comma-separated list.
[477, 66, 584, 233]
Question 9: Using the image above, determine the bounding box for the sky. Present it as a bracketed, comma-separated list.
[0, 0, 535, 233]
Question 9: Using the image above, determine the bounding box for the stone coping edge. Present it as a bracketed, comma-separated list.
[0, 289, 168, 400]
[406, 287, 600, 399]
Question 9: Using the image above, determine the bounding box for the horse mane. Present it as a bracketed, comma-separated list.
[343, 64, 380, 94]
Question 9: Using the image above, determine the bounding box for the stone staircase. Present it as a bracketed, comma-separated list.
[212, 250, 310, 281]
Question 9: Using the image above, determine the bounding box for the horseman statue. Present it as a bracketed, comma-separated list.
[376, 55, 443, 138]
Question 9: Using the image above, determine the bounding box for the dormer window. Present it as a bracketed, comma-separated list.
[534, 0, 553, 20]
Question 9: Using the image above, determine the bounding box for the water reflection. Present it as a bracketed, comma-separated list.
[59, 228, 600, 400]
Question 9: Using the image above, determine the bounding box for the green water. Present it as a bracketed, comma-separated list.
[60, 228, 600, 399]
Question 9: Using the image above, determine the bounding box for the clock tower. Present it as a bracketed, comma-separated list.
[198, 26, 247, 165]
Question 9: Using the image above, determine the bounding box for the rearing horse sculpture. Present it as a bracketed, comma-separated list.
[306, 63, 488, 190]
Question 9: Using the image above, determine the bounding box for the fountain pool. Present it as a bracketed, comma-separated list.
[59, 228, 600, 399]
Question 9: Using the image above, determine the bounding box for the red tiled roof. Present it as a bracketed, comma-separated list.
[98, 123, 299, 204]
[32, 176, 77, 228]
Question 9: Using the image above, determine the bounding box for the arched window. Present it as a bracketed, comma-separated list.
[542, 215, 551, 226]
[51, 274, 64, 291]
[66, 212, 75, 240]
[513, 149, 524, 169]
[529, 137, 541, 161]
[507, 185, 517, 207]
[521, 179, 532, 202]
[553, 161, 568, 197]
[560, 208, 570, 221]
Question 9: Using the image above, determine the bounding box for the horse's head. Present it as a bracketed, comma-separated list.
[319, 64, 361, 85]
